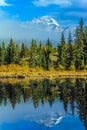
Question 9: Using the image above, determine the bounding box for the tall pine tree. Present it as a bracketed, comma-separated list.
[57, 32, 66, 69]
[75, 18, 85, 70]
[84, 26, 87, 66]
[45, 38, 52, 70]
[0, 42, 6, 65]
[20, 43, 29, 58]
[29, 39, 38, 68]
[6, 39, 18, 64]
[66, 31, 73, 69]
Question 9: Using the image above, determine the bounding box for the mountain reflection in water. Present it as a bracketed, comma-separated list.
[0, 78, 87, 130]
[24, 112, 64, 127]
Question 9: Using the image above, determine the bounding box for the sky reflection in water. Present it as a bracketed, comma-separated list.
[0, 78, 86, 130]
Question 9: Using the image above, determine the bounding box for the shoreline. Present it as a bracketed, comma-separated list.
[0, 64, 87, 79]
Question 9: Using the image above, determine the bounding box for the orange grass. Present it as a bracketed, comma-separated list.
[0, 64, 87, 79]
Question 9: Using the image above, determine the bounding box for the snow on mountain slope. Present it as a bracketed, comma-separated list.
[20, 16, 75, 43]
[0, 16, 75, 45]
[22, 16, 60, 30]
[30, 16, 60, 28]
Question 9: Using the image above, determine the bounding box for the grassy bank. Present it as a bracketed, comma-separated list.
[0, 64, 87, 79]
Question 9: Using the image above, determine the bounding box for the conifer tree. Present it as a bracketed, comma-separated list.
[57, 43, 61, 66]
[66, 31, 73, 69]
[14, 44, 20, 63]
[38, 41, 46, 68]
[45, 38, 52, 70]
[75, 18, 85, 69]
[29, 39, 38, 67]
[0, 41, 6, 65]
[5, 39, 19, 64]
[20, 43, 29, 58]
[84, 26, 87, 66]
[6, 39, 15, 64]
[58, 32, 66, 68]
[46, 38, 53, 53]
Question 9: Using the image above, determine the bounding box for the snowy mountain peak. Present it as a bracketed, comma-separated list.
[30, 16, 60, 27]
[20, 16, 75, 44]
[40, 16, 60, 26]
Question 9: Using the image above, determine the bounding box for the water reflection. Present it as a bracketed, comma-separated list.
[0, 78, 87, 129]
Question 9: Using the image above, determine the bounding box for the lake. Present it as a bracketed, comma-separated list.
[0, 78, 86, 130]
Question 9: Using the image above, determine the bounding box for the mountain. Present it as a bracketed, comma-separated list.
[0, 16, 75, 45]
[21, 16, 75, 44]
[22, 16, 63, 32]
[30, 16, 60, 29]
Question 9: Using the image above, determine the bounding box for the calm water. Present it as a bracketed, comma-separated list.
[0, 78, 87, 130]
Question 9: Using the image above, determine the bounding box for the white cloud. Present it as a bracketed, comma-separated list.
[33, 0, 72, 7]
[0, 17, 67, 43]
[33, 0, 87, 8]
[0, 0, 11, 6]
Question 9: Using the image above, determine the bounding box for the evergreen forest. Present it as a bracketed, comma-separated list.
[0, 18, 87, 71]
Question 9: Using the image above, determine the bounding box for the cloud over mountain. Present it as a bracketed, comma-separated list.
[0, 16, 75, 44]
[0, 0, 10, 6]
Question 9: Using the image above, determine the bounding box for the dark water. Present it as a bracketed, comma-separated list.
[0, 78, 87, 130]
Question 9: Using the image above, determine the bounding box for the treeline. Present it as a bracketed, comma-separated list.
[58, 18, 87, 70]
[0, 18, 87, 70]
[0, 38, 54, 70]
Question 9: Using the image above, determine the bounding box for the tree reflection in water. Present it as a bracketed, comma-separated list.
[0, 78, 87, 129]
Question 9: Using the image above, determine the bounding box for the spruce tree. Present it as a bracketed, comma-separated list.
[84, 26, 87, 66]
[66, 31, 73, 69]
[46, 38, 53, 53]
[75, 18, 85, 70]
[20, 43, 29, 58]
[57, 43, 61, 66]
[38, 41, 46, 68]
[5, 39, 19, 64]
[29, 39, 38, 68]
[6, 39, 18, 64]
[14, 44, 20, 63]
[58, 32, 66, 69]
[45, 38, 52, 70]
[0, 42, 6, 65]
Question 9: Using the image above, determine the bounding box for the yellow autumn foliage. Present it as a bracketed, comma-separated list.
[0, 64, 87, 79]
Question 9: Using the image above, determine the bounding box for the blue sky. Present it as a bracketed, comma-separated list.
[0, 0, 87, 41]
[0, 0, 87, 26]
